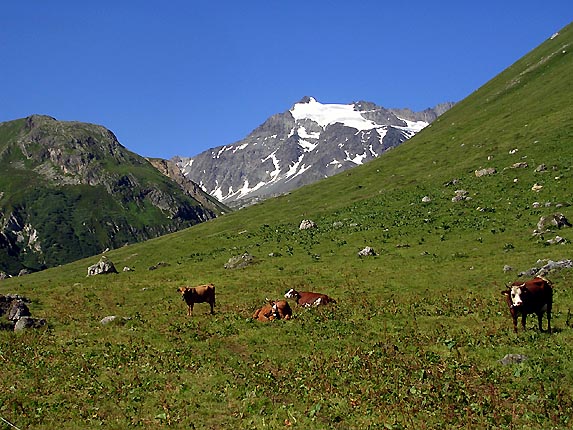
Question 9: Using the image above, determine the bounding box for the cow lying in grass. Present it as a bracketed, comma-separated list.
[178, 283, 215, 316]
[501, 276, 553, 333]
[252, 300, 292, 322]
[284, 288, 336, 307]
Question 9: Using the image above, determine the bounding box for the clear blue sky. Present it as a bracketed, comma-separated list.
[1, 1, 571, 159]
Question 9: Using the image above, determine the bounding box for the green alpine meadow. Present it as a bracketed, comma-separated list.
[1, 22, 573, 429]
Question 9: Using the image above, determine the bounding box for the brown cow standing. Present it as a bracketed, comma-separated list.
[252, 300, 292, 322]
[178, 284, 215, 316]
[501, 277, 553, 333]
[284, 288, 335, 307]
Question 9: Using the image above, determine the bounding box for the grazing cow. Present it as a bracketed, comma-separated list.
[501, 277, 553, 333]
[178, 283, 215, 316]
[252, 300, 292, 322]
[284, 288, 335, 307]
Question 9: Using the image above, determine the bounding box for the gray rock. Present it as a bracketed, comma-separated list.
[14, 316, 46, 331]
[358, 247, 377, 257]
[225, 253, 256, 270]
[8, 300, 31, 321]
[87, 257, 118, 276]
[475, 167, 496, 177]
[299, 219, 317, 230]
[500, 354, 528, 365]
[100, 316, 118, 325]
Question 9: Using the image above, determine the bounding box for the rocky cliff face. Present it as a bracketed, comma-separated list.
[0, 115, 220, 275]
[147, 158, 230, 215]
[177, 97, 453, 207]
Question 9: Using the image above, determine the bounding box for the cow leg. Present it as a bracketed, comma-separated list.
[521, 314, 527, 331]
[512, 315, 518, 333]
[537, 312, 544, 332]
[209, 300, 214, 314]
[188, 303, 194, 316]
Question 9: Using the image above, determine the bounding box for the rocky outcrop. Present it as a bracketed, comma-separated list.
[147, 158, 230, 215]
[0, 294, 46, 331]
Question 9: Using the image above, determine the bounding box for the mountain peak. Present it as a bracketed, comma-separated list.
[296, 95, 315, 104]
[178, 98, 452, 207]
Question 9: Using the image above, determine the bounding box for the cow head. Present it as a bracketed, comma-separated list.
[270, 301, 280, 319]
[503, 283, 526, 307]
[284, 288, 299, 300]
[178, 286, 192, 299]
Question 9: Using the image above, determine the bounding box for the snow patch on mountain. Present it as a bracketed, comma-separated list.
[291, 97, 377, 130]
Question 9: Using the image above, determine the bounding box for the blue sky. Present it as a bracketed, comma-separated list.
[1, 1, 571, 159]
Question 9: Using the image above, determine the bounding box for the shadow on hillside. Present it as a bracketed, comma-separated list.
[0, 320, 14, 331]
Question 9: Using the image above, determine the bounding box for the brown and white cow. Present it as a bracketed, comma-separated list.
[501, 277, 553, 333]
[284, 288, 335, 307]
[252, 300, 292, 322]
[178, 283, 215, 316]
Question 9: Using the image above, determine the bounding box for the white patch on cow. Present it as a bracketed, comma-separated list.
[271, 302, 279, 319]
[284, 288, 296, 299]
[510, 284, 525, 307]
[313, 297, 323, 307]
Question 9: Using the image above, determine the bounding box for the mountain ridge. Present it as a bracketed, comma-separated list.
[176, 97, 453, 207]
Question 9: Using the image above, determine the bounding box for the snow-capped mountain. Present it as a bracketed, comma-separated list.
[176, 96, 453, 207]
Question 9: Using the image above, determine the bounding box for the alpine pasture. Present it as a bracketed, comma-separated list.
[2, 23, 573, 430]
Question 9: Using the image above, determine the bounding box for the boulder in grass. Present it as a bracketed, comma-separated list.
[299, 219, 317, 230]
[358, 247, 377, 257]
[14, 316, 47, 331]
[87, 256, 118, 276]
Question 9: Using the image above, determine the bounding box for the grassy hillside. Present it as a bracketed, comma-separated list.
[1, 23, 573, 429]
[0, 116, 221, 274]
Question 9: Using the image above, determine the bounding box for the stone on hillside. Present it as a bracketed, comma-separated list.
[148, 262, 170, 271]
[500, 354, 528, 365]
[535, 164, 547, 172]
[519, 259, 573, 277]
[503, 265, 513, 273]
[299, 219, 317, 230]
[0, 272, 9, 280]
[225, 253, 256, 270]
[535, 213, 572, 234]
[0, 294, 30, 317]
[547, 236, 566, 245]
[358, 247, 377, 257]
[14, 316, 47, 331]
[531, 183, 543, 192]
[452, 190, 470, 202]
[87, 256, 118, 276]
[100, 315, 118, 325]
[510, 162, 528, 169]
[444, 178, 460, 187]
[421, 196, 431, 203]
[8, 300, 31, 321]
[475, 167, 496, 177]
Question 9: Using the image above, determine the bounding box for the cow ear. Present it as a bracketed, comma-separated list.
[501, 290, 509, 296]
